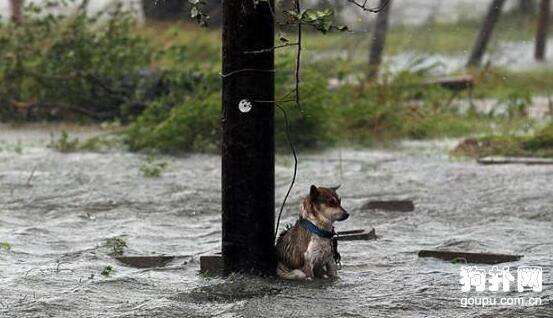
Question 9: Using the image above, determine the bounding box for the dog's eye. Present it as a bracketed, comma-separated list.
[328, 198, 337, 206]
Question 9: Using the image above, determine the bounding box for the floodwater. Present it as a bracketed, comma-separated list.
[385, 39, 553, 74]
[314, 38, 553, 76]
[0, 125, 551, 318]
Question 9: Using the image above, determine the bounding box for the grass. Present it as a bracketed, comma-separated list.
[386, 12, 543, 56]
[48, 131, 123, 153]
[133, 7, 546, 61]
[470, 68, 553, 99]
[453, 121, 553, 158]
[303, 10, 547, 56]
[136, 20, 553, 101]
[48, 131, 80, 153]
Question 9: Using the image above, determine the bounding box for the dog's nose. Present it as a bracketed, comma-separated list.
[339, 211, 349, 221]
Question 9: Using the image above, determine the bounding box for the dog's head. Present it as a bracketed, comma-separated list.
[302, 185, 349, 227]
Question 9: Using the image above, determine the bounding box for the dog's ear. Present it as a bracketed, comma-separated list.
[330, 185, 341, 192]
[309, 185, 319, 201]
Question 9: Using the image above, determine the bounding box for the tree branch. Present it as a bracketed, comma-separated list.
[347, 0, 391, 12]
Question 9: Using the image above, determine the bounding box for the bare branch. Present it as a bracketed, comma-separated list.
[347, 0, 391, 12]
[243, 42, 299, 54]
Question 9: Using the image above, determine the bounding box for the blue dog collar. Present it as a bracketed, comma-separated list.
[299, 218, 335, 239]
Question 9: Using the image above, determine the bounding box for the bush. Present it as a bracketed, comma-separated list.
[125, 71, 221, 153]
[0, 0, 153, 121]
[523, 121, 553, 151]
[126, 55, 493, 153]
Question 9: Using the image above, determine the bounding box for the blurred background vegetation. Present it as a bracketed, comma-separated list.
[0, 0, 552, 156]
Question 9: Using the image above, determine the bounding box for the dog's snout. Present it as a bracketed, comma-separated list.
[338, 210, 349, 221]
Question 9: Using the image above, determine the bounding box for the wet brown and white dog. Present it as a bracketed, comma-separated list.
[276, 185, 349, 280]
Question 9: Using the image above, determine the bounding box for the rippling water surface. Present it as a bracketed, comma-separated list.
[0, 125, 551, 317]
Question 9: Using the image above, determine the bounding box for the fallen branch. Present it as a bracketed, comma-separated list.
[418, 250, 522, 264]
[478, 156, 553, 165]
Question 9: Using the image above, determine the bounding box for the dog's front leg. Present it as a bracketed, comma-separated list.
[301, 262, 315, 279]
[325, 259, 338, 278]
[302, 251, 315, 279]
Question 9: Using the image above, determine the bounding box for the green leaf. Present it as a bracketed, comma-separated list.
[335, 25, 350, 32]
[1, 242, 11, 251]
[190, 7, 199, 18]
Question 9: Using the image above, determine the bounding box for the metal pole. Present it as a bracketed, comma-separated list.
[221, 0, 276, 275]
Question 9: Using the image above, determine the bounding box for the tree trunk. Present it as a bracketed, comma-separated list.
[204, 0, 223, 27]
[368, 0, 392, 78]
[467, 0, 506, 67]
[10, 0, 23, 24]
[221, 0, 276, 276]
[535, 0, 550, 60]
[519, 0, 536, 14]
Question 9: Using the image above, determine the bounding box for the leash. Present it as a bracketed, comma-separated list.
[332, 233, 342, 269]
[274, 103, 298, 239]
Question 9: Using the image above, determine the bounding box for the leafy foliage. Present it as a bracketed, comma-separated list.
[139, 155, 169, 178]
[284, 8, 349, 34]
[105, 237, 127, 256]
[188, 0, 210, 26]
[125, 71, 221, 153]
[524, 121, 553, 150]
[101, 265, 114, 277]
[0, 0, 163, 121]
[1, 242, 11, 252]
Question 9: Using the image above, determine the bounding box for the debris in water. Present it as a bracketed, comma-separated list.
[477, 156, 553, 165]
[424, 75, 474, 92]
[174, 279, 282, 303]
[115, 256, 176, 268]
[418, 250, 523, 264]
[363, 200, 415, 212]
[337, 228, 377, 241]
[200, 255, 223, 276]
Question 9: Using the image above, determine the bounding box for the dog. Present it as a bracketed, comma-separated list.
[276, 185, 349, 280]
